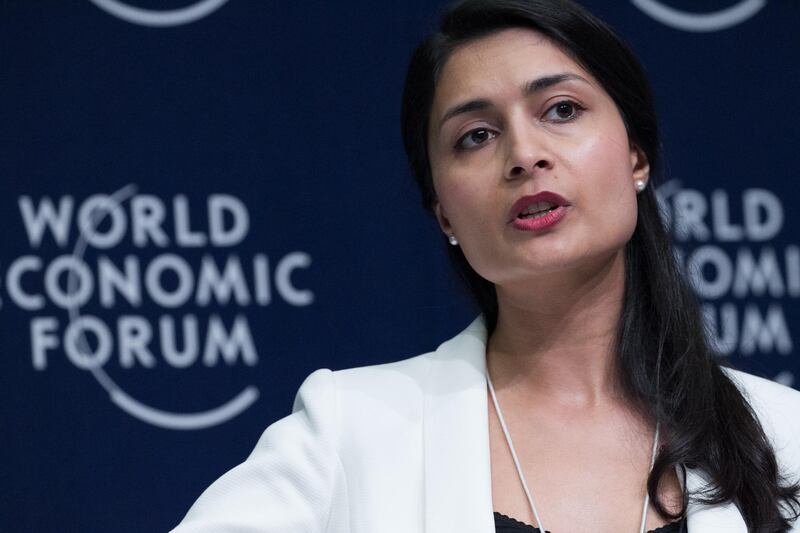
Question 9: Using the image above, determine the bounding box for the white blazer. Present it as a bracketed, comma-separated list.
[171, 316, 800, 533]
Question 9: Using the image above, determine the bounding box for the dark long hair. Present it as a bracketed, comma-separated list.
[400, 1, 800, 531]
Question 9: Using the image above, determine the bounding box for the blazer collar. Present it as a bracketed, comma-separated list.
[422, 315, 747, 533]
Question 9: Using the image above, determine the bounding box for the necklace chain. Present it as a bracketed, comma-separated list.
[486, 369, 661, 533]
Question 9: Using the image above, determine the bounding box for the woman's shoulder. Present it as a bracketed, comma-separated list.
[721, 366, 800, 468]
[326, 350, 435, 418]
[334, 349, 434, 383]
[722, 366, 800, 415]
[324, 317, 486, 398]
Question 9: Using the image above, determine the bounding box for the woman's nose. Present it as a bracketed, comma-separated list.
[503, 121, 553, 181]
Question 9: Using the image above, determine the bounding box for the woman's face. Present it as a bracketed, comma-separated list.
[427, 28, 649, 288]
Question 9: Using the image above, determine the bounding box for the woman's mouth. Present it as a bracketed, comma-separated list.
[516, 201, 559, 219]
[508, 192, 570, 232]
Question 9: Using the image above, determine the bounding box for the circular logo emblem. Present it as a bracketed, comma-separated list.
[88, 0, 230, 27]
[631, 0, 767, 32]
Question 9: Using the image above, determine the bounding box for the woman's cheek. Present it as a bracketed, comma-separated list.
[444, 169, 487, 215]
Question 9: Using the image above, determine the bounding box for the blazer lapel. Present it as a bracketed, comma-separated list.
[423, 316, 495, 533]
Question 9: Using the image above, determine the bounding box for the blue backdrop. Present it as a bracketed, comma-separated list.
[1, 1, 798, 532]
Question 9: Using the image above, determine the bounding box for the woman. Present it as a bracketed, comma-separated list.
[171, 1, 800, 532]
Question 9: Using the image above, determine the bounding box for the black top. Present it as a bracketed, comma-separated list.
[494, 511, 687, 533]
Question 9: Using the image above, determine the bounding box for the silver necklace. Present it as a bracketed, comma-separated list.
[486, 370, 661, 533]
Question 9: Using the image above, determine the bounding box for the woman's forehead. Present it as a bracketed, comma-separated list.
[434, 28, 595, 103]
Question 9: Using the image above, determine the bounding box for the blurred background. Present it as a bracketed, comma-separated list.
[0, 1, 798, 531]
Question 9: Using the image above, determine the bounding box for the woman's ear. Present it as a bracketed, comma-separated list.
[630, 144, 650, 184]
[433, 201, 454, 236]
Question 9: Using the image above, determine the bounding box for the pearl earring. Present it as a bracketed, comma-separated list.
[448, 234, 458, 246]
[634, 179, 647, 192]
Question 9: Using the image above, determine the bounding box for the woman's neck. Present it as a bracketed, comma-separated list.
[487, 249, 627, 409]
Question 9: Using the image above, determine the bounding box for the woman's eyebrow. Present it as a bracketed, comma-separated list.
[437, 72, 591, 132]
[437, 99, 493, 131]
[524, 72, 590, 95]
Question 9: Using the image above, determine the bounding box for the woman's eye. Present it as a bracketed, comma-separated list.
[455, 128, 497, 150]
[545, 100, 585, 122]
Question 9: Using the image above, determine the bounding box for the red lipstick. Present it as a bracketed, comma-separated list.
[508, 191, 570, 232]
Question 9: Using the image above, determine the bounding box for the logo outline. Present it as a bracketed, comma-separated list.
[631, 0, 767, 32]
[88, 0, 230, 27]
